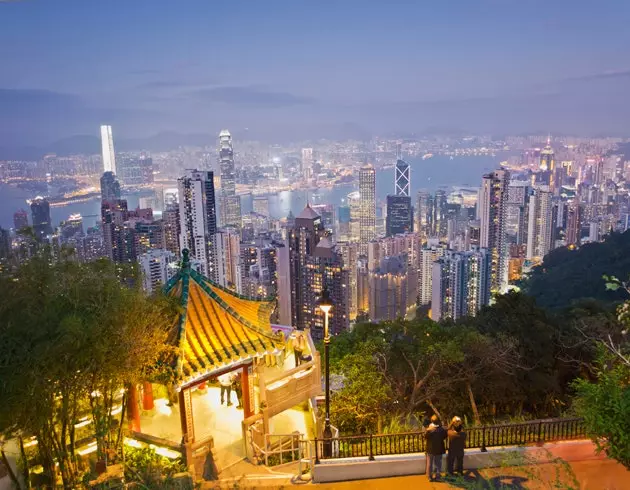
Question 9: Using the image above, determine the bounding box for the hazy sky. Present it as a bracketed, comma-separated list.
[2, 0, 630, 145]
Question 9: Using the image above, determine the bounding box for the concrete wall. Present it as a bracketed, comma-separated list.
[312, 440, 605, 484]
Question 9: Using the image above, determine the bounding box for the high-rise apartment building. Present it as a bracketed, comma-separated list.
[139, 249, 177, 294]
[219, 130, 241, 228]
[100, 125, 116, 174]
[13, 209, 28, 231]
[336, 241, 360, 321]
[369, 255, 409, 322]
[415, 191, 430, 238]
[419, 242, 446, 305]
[359, 165, 376, 253]
[566, 201, 581, 247]
[479, 169, 510, 292]
[431, 248, 491, 321]
[526, 186, 554, 261]
[395, 159, 410, 196]
[177, 169, 220, 281]
[30, 197, 53, 240]
[215, 227, 241, 292]
[162, 204, 181, 255]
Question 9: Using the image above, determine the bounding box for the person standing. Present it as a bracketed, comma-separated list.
[424, 415, 447, 481]
[234, 372, 244, 410]
[218, 373, 233, 406]
[447, 416, 466, 476]
[291, 332, 304, 367]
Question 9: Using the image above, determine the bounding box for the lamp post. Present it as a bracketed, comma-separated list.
[318, 288, 333, 457]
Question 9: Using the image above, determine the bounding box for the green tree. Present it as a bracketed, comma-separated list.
[0, 256, 175, 488]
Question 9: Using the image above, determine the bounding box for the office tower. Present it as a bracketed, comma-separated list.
[177, 169, 219, 281]
[526, 186, 554, 261]
[100, 125, 116, 174]
[337, 205, 351, 241]
[479, 169, 510, 292]
[419, 242, 446, 305]
[253, 196, 270, 217]
[369, 256, 408, 322]
[13, 209, 28, 231]
[302, 148, 314, 181]
[215, 227, 241, 291]
[431, 248, 490, 321]
[429, 190, 448, 239]
[162, 204, 181, 255]
[415, 191, 430, 238]
[506, 182, 530, 246]
[539, 138, 556, 192]
[288, 205, 349, 339]
[100, 171, 121, 202]
[30, 197, 53, 240]
[218, 130, 241, 228]
[139, 249, 177, 294]
[566, 201, 581, 247]
[395, 159, 410, 196]
[386, 195, 413, 237]
[359, 165, 376, 253]
[117, 154, 154, 186]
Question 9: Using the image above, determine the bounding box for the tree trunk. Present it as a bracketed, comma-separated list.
[18, 436, 30, 489]
[466, 382, 481, 426]
[426, 399, 442, 421]
[1, 447, 21, 490]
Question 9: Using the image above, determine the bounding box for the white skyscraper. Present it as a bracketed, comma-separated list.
[526, 186, 554, 261]
[139, 249, 178, 294]
[219, 130, 241, 228]
[100, 125, 116, 174]
[302, 148, 314, 181]
[177, 169, 220, 282]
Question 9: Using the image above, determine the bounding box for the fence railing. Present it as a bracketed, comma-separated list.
[313, 417, 586, 463]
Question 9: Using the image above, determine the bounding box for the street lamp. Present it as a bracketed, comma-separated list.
[318, 288, 333, 457]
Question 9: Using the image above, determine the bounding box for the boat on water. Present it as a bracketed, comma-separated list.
[422, 153, 433, 160]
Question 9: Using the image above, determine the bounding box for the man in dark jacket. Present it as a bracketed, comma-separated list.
[447, 416, 466, 476]
[424, 415, 447, 481]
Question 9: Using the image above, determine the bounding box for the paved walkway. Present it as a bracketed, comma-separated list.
[202, 459, 629, 489]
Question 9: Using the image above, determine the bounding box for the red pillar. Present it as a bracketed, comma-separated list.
[128, 384, 141, 432]
[142, 382, 154, 410]
[242, 365, 253, 418]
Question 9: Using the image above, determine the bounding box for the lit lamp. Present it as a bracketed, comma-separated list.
[318, 288, 333, 457]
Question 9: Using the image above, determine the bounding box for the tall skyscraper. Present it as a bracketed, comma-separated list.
[177, 169, 220, 281]
[219, 130, 241, 228]
[100, 171, 121, 202]
[30, 197, 53, 240]
[215, 227, 241, 291]
[302, 148, 314, 181]
[415, 191, 430, 238]
[395, 159, 410, 196]
[419, 242, 446, 305]
[539, 138, 556, 192]
[100, 125, 116, 174]
[566, 201, 581, 247]
[526, 186, 554, 261]
[386, 195, 413, 236]
[369, 255, 409, 322]
[479, 169, 510, 292]
[162, 204, 181, 255]
[431, 248, 490, 321]
[359, 165, 376, 253]
[13, 209, 28, 231]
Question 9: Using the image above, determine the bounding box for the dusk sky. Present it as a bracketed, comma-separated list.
[2, 0, 630, 145]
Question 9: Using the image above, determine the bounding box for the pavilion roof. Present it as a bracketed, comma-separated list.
[163, 250, 283, 387]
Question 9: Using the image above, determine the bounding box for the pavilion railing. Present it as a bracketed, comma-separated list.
[313, 417, 586, 463]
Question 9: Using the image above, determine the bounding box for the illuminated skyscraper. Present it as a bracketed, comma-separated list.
[219, 130, 241, 228]
[415, 191, 430, 238]
[566, 201, 581, 247]
[526, 186, 554, 261]
[359, 165, 376, 253]
[177, 169, 220, 281]
[479, 169, 510, 292]
[302, 148, 314, 181]
[539, 137, 556, 192]
[100, 171, 121, 202]
[386, 195, 412, 236]
[30, 197, 53, 240]
[100, 125, 116, 174]
[395, 159, 410, 196]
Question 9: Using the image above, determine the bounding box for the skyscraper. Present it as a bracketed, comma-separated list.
[162, 204, 181, 255]
[30, 197, 53, 240]
[139, 249, 177, 294]
[302, 148, 314, 181]
[431, 248, 490, 321]
[359, 165, 376, 253]
[395, 159, 410, 196]
[526, 186, 554, 261]
[539, 138, 556, 192]
[13, 209, 28, 231]
[415, 191, 430, 238]
[100, 125, 116, 174]
[369, 255, 409, 322]
[178, 169, 220, 281]
[100, 171, 121, 202]
[386, 195, 413, 236]
[219, 130, 241, 228]
[566, 201, 581, 247]
[479, 169, 510, 292]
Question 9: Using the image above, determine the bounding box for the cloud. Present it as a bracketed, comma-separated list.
[187, 85, 315, 107]
[565, 69, 630, 82]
